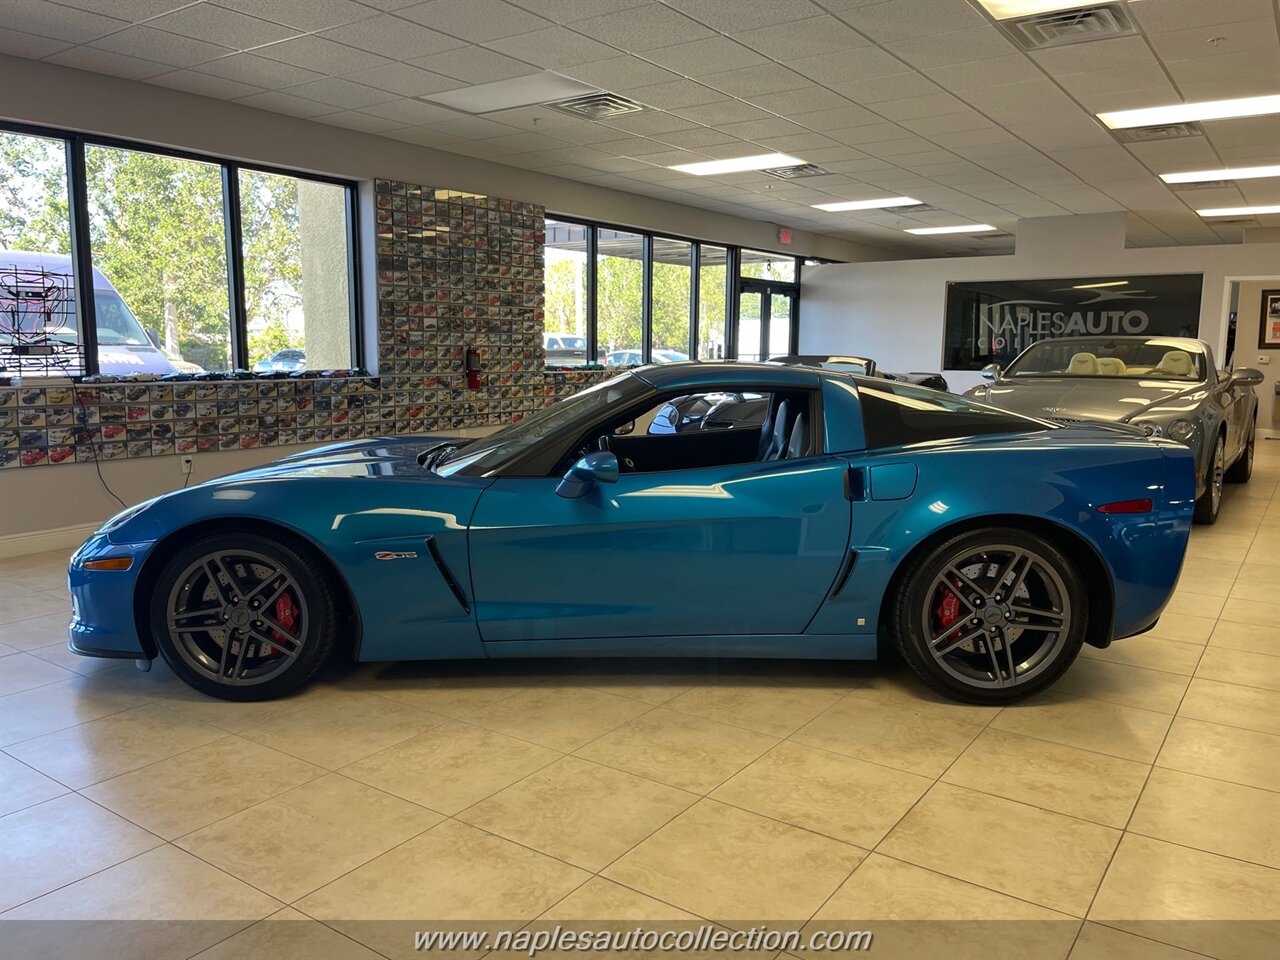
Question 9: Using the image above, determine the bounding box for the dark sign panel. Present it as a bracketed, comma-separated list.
[943, 274, 1203, 370]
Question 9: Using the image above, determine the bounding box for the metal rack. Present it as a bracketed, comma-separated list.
[0, 263, 85, 378]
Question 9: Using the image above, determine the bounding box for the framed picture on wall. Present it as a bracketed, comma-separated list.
[1260, 289, 1280, 349]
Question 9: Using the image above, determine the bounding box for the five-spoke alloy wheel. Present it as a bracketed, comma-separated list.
[149, 532, 337, 700]
[891, 528, 1087, 703]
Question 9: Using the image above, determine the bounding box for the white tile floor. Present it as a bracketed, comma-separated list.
[1, 445, 1277, 959]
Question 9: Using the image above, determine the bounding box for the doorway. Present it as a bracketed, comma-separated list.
[737, 280, 796, 361]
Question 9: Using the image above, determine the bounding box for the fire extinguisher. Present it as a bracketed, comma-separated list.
[465, 345, 482, 389]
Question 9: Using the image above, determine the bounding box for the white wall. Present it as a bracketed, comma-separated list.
[1235, 279, 1280, 436]
[799, 212, 1280, 393]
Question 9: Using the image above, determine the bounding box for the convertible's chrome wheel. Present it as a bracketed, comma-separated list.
[1211, 437, 1225, 512]
[165, 549, 308, 687]
[920, 543, 1072, 690]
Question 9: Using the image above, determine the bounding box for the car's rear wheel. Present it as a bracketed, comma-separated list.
[1193, 434, 1225, 525]
[1224, 422, 1254, 484]
[147, 532, 337, 701]
[890, 529, 1088, 704]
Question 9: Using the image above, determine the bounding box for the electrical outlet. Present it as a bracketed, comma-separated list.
[180, 456, 193, 475]
[1257, 355, 1271, 365]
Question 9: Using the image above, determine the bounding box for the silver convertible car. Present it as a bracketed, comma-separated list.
[967, 336, 1262, 524]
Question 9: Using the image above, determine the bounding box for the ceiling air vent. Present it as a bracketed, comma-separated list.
[548, 92, 646, 120]
[1112, 122, 1204, 143]
[1003, 3, 1138, 50]
[1210, 217, 1258, 226]
[761, 163, 831, 180]
[1169, 179, 1232, 190]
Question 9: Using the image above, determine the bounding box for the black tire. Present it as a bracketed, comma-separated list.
[1193, 433, 1225, 525]
[147, 531, 338, 701]
[1224, 422, 1254, 484]
[889, 528, 1088, 704]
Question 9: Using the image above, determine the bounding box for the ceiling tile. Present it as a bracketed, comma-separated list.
[505, 0, 650, 22]
[360, 97, 462, 124]
[748, 85, 851, 115]
[214, 0, 373, 31]
[1032, 36, 1157, 76]
[423, 114, 518, 138]
[733, 16, 870, 61]
[599, 110, 704, 135]
[663, 0, 825, 32]
[715, 117, 809, 140]
[255, 35, 393, 75]
[885, 26, 1018, 68]
[1128, 0, 1273, 33]
[656, 126, 741, 148]
[90, 26, 232, 67]
[397, 0, 552, 41]
[412, 45, 536, 82]
[0, 28, 71, 58]
[565, 55, 681, 90]
[5, 0, 127, 43]
[1177, 75, 1280, 101]
[644, 36, 768, 76]
[1147, 16, 1276, 63]
[574, 3, 715, 51]
[56, 0, 190, 19]
[484, 25, 619, 67]
[700, 63, 811, 98]
[320, 15, 464, 59]
[922, 54, 1040, 91]
[315, 110, 405, 134]
[341, 61, 464, 97]
[829, 72, 942, 104]
[234, 90, 335, 117]
[838, 0, 985, 42]
[149, 69, 265, 99]
[623, 78, 729, 109]
[149, 4, 299, 49]
[789, 103, 882, 130]
[193, 53, 325, 87]
[785, 46, 905, 86]
[46, 45, 170, 80]
[286, 76, 401, 108]
[899, 111, 997, 135]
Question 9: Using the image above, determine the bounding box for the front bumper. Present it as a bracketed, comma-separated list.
[67, 534, 155, 659]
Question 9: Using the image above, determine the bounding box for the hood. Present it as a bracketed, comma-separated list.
[972, 377, 1202, 422]
[203, 436, 468, 484]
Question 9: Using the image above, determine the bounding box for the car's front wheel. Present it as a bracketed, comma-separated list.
[889, 529, 1088, 704]
[147, 531, 337, 701]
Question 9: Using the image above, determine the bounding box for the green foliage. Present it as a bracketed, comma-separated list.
[249, 321, 302, 363]
[0, 132, 303, 373]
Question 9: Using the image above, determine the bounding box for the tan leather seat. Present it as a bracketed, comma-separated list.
[1155, 350, 1195, 378]
[1067, 352, 1100, 375]
[1096, 357, 1127, 376]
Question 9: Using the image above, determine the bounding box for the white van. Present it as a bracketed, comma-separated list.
[1, 250, 177, 377]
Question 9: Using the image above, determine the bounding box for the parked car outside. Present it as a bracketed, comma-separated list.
[543, 332, 588, 365]
[252, 348, 305, 374]
[70, 362, 1194, 707]
[966, 336, 1261, 524]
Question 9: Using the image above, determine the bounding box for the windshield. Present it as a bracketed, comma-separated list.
[437, 374, 650, 477]
[1004, 338, 1206, 382]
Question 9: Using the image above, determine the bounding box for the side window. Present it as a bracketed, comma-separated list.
[567, 387, 815, 475]
[858, 381, 1048, 449]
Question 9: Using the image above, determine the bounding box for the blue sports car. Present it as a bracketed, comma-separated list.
[68, 363, 1196, 704]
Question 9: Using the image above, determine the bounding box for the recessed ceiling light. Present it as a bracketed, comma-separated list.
[976, 0, 1108, 20]
[421, 71, 598, 114]
[904, 224, 997, 235]
[1160, 164, 1280, 183]
[1196, 204, 1280, 217]
[812, 197, 921, 211]
[1073, 280, 1128, 289]
[669, 153, 804, 176]
[1098, 94, 1280, 130]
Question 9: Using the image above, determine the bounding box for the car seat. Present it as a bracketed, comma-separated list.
[784, 411, 810, 458]
[1067, 352, 1100, 375]
[1096, 357, 1127, 376]
[761, 399, 790, 460]
[1155, 350, 1195, 378]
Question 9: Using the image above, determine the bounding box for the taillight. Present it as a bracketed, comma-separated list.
[1097, 499, 1153, 514]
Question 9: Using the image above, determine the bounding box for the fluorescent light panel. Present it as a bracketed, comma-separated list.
[1196, 205, 1280, 217]
[975, 0, 1105, 20]
[421, 72, 598, 114]
[669, 153, 803, 176]
[812, 196, 921, 211]
[1160, 164, 1280, 183]
[1098, 94, 1280, 130]
[1074, 281, 1128, 289]
[905, 224, 997, 235]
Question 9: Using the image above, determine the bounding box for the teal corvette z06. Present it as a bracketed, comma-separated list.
[69, 363, 1196, 704]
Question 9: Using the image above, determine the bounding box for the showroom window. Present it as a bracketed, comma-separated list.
[0, 122, 361, 378]
[542, 216, 805, 367]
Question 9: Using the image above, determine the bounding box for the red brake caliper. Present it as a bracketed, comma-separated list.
[934, 578, 962, 635]
[265, 590, 296, 656]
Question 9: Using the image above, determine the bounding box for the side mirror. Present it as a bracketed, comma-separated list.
[556, 451, 619, 499]
[1231, 367, 1265, 386]
[980, 363, 1001, 381]
[145, 328, 161, 349]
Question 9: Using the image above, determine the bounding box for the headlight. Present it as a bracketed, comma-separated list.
[1134, 421, 1161, 437]
[97, 498, 156, 533]
[1167, 419, 1195, 442]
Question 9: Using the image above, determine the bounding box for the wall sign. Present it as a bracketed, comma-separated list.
[943, 274, 1204, 370]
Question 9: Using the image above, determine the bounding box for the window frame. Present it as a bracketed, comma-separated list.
[0, 119, 364, 376]
[544, 213, 809, 367]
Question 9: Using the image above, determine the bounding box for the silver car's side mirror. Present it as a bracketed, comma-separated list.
[555, 451, 619, 499]
[980, 363, 1001, 381]
[1231, 367, 1265, 386]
